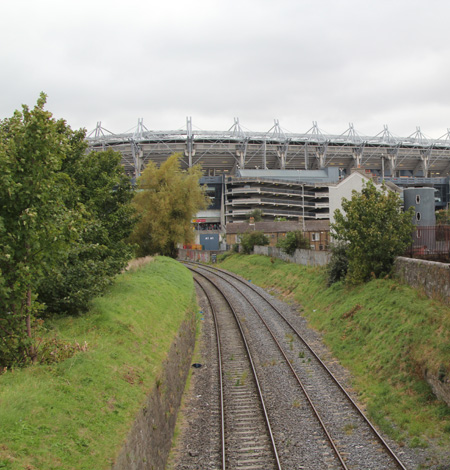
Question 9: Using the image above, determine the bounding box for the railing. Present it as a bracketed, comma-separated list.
[226, 186, 317, 197]
[226, 197, 318, 208]
[404, 225, 450, 261]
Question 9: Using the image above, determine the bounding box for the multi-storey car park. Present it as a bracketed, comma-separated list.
[87, 118, 450, 230]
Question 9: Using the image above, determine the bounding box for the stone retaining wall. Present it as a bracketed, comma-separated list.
[111, 309, 196, 470]
[393, 256, 450, 407]
[393, 256, 450, 305]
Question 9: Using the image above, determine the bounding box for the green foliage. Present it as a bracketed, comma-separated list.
[327, 242, 349, 285]
[246, 208, 263, 222]
[332, 180, 414, 284]
[0, 257, 196, 469]
[240, 231, 269, 254]
[218, 254, 450, 447]
[276, 230, 309, 255]
[0, 93, 80, 365]
[217, 251, 234, 262]
[0, 95, 137, 367]
[129, 154, 209, 257]
[436, 208, 450, 225]
[37, 149, 137, 315]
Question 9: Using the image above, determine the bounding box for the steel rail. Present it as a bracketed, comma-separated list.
[189, 262, 348, 469]
[186, 261, 409, 470]
[193, 277, 226, 469]
[192, 271, 282, 470]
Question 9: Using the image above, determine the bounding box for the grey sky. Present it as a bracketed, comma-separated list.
[2, 0, 450, 138]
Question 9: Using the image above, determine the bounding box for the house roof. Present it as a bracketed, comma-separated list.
[226, 220, 330, 234]
[331, 170, 402, 193]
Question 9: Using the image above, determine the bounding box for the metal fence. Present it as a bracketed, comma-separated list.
[404, 225, 450, 261]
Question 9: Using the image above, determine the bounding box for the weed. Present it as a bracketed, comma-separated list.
[285, 333, 294, 350]
[410, 436, 428, 448]
[234, 370, 248, 386]
[343, 423, 356, 435]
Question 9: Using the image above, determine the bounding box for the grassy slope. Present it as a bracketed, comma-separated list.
[218, 254, 450, 448]
[0, 257, 196, 470]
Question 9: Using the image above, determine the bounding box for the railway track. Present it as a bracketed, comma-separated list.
[185, 261, 409, 470]
[193, 273, 281, 469]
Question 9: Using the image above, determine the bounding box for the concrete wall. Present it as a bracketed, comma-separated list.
[254, 245, 331, 266]
[178, 248, 223, 263]
[111, 310, 196, 470]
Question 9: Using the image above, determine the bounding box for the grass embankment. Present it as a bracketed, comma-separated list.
[218, 253, 450, 448]
[0, 256, 196, 470]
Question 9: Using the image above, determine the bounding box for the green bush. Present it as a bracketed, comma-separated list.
[332, 180, 414, 284]
[246, 209, 263, 222]
[240, 231, 269, 254]
[327, 242, 349, 285]
[277, 231, 309, 255]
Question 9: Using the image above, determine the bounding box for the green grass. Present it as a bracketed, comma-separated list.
[219, 254, 450, 446]
[0, 256, 196, 470]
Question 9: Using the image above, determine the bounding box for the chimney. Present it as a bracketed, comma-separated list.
[249, 217, 255, 225]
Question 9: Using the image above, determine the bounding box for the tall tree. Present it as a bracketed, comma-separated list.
[37, 148, 137, 315]
[0, 95, 137, 366]
[331, 180, 414, 284]
[129, 153, 209, 257]
[0, 93, 78, 364]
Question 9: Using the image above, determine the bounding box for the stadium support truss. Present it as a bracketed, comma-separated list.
[86, 118, 450, 178]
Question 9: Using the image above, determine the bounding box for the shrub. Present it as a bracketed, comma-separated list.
[240, 231, 269, 254]
[277, 231, 309, 255]
[246, 209, 263, 222]
[332, 180, 414, 284]
[327, 242, 349, 285]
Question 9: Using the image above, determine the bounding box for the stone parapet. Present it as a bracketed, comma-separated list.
[393, 256, 450, 305]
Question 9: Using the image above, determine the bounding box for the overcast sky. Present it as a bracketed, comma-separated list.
[2, 0, 450, 139]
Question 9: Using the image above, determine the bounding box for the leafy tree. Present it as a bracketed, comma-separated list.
[246, 209, 263, 222]
[331, 180, 414, 284]
[240, 231, 269, 254]
[276, 230, 309, 255]
[129, 153, 209, 257]
[37, 148, 137, 315]
[0, 95, 137, 366]
[0, 94, 79, 364]
[436, 208, 450, 225]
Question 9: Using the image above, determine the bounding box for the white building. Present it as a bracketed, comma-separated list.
[329, 170, 401, 227]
